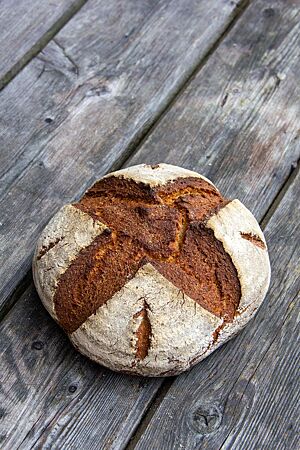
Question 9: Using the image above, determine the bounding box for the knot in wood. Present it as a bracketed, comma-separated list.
[263, 8, 276, 18]
[188, 403, 222, 434]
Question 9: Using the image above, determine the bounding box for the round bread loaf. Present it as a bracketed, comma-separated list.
[33, 163, 270, 376]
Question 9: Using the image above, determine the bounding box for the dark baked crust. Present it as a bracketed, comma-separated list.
[53, 175, 241, 344]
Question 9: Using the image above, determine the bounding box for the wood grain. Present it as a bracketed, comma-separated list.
[1, 0, 299, 448]
[0, 0, 245, 312]
[132, 168, 300, 450]
[127, 0, 300, 221]
[0, 0, 87, 90]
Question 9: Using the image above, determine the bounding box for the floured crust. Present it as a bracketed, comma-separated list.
[70, 264, 222, 376]
[33, 205, 108, 320]
[103, 163, 218, 189]
[206, 200, 270, 313]
[205, 199, 271, 346]
[33, 163, 271, 376]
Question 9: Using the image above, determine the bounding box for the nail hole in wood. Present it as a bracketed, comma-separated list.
[221, 93, 228, 107]
[68, 385, 77, 394]
[31, 341, 44, 350]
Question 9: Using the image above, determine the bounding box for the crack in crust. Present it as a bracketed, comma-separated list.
[37, 236, 64, 260]
[133, 300, 152, 360]
[152, 224, 240, 321]
[53, 175, 242, 335]
[240, 232, 266, 249]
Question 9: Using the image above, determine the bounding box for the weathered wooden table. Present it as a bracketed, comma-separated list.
[0, 0, 299, 448]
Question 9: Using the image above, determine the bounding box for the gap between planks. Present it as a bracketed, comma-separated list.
[260, 156, 300, 229]
[0, 0, 250, 323]
[125, 378, 174, 450]
[0, 271, 32, 324]
[0, 0, 88, 91]
[125, 156, 300, 450]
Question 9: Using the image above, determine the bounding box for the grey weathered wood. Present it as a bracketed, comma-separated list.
[0, 285, 162, 449]
[127, 0, 300, 221]
[1, 1, 299, 446]
[0, 0, 246, 312]
[132, 168, 300, 450]
[0, 0, 87, 90]
[1, 1, 299, 448]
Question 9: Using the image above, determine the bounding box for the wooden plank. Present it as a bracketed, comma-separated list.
[126, 0, 300, 221]
[132, 168, 300, 450]
[0, 285, 162, 449]
[0, 0, 87, 89]
[0, 0, 246, 311]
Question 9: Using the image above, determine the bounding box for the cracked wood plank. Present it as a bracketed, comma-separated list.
[131, 167, 300, 450]
[0, 0, 246, 312]
[0, 0, 87, 89]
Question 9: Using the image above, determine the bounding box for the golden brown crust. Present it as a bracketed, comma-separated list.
[53, 175, 242, 341]
[152, 224, 241, 321]
[54, 231, 145, 333]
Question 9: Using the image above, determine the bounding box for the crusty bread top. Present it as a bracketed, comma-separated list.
[103, 163, 218, 189]
[55, 167, 235, 334]
[33, 163, 270, 375]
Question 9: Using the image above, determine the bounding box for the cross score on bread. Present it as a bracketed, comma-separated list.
[33, 164, 270, 376]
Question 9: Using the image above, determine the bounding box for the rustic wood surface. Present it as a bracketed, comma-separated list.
[0, 0, 245, 313]
[127, 0, 300, 221]
[0, 0, 87, 90]
[0, 0, 299, 449]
